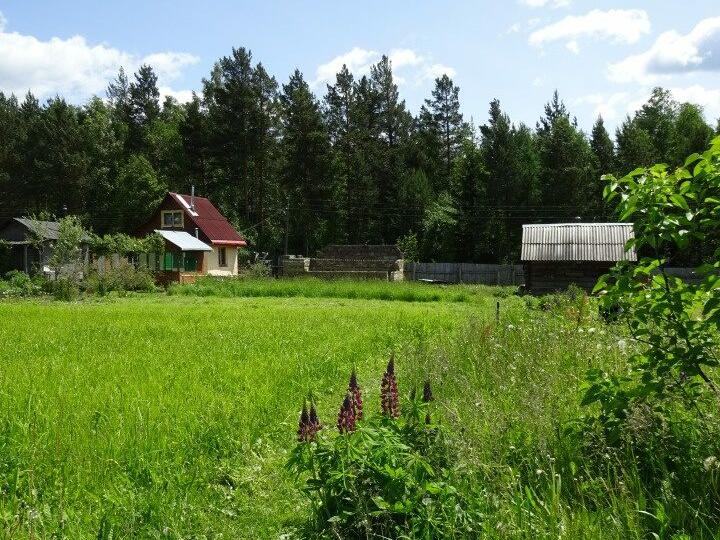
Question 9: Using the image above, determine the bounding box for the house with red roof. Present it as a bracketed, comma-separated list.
[136, 190, 246, 281]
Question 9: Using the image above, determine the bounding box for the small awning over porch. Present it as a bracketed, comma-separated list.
[155, 230, 213, 251]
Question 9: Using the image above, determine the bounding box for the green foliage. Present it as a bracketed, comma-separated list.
[396, 232, 419, 262]
[49, 215, 87, 277]
[242, 261, 271, 278]
[167, 276, 504, 303]
[288, 389, 476, 538]
[49, 276, 80, 301]
[83, 263, 157, 296]
[0, 270, 45, 298]
[89, 232, 164, 256]
[588, 136, 720, 438]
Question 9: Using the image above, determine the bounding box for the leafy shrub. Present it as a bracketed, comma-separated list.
[288, 360, 478, 538]
[588, 136, 720, 436]
[243, 261, 270, 278]
[50, 277, 80, 301]
[83, 263, 157, 295]
[0, 271, 45, 298]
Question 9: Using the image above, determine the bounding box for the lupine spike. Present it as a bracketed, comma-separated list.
[308, 402, 322, 439]
[381, 355, 400, 418]
[423, 380, 433, 402]
[297, 402, 310, 442]
[337, 394, 356, 434]
[348, 369, 363, 420]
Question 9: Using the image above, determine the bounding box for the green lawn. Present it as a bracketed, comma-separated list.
[0, 288, 639, 538]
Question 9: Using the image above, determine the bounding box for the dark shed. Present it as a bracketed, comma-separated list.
[0, 218, 62, 274]
[521, 223, 636, 294]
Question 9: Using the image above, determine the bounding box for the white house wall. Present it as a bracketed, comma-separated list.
[204, 246, 238, 276]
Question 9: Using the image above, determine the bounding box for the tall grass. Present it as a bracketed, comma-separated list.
[0, 289, 714, 537]
[168, 275, 516, 304]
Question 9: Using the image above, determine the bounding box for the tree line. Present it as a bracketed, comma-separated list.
[1, 46, 718, 262]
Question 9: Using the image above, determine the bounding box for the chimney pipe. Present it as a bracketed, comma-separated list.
[190, 185, 195, 211]
[195, 227, 199, 238]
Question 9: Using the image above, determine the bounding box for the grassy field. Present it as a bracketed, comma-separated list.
[0, 282, 679, 538]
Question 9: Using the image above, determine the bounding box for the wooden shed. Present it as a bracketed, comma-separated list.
[521, 223, 636, 294]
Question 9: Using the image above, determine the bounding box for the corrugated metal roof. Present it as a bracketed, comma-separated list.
[155, 230, 213, 252]
[520, 223, 636, 262]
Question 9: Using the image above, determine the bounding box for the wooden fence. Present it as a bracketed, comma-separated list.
[405, 262, 525, 285]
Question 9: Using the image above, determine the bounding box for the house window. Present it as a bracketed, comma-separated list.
[218, 247, 227, 267]
[161, 210, 183, 228]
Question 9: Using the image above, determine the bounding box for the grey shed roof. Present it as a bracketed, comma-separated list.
[14, 218, 61, 240]
[521, 223, 637, 262]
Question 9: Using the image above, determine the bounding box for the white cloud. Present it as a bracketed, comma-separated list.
[0, 12, 198, 102]
[575, 85, 720, 125]
[389, 48, 423, 69]
[520, 0, 571, 8]
[506, 17, 542, 35]
[312, 47, 455, 88]
[566, 40, 580, 54]
[608, 17, 720, 84]
[313, 47, 378, 87]
[574, 92, 634, 122]
[530, 9, 650, 51]
[422, 63, 456, 81]
[669, 85, 720, 120]
[159, 86, 195, 104]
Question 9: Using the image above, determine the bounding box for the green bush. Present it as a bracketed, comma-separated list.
[0, 270, 46, 298]
[243, 261, 271, 278]
[50, 277, 80, 301]
[83, 263, 157, 295]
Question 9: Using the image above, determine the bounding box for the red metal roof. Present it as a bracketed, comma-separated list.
[169, 192, 247, 246]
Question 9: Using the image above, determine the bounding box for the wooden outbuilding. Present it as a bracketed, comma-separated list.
[0, 217, 90, 275]
[521, 223, 636, 294]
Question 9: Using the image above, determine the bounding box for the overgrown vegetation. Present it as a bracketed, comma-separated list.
[168, 275, 514, 304]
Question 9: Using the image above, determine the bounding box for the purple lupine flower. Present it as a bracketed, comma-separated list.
[423, 380, 433, 424]
[297, 402, 311, 442]
[348, 369, 363, 420]
[337, 394, 357, 434]
[381, 355, 400, 418]
[308, 402, 322, 439]
[423, 380, 433, 403]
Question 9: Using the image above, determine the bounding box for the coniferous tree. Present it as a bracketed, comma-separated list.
[370, 56, 412, 242]
[203, 47, 279, 236]
[128, 65, 161, 153]
[180, 94, 210, 196]
[280, 69, 333, 254]
[81, 97, 123, 232]
[536, 91, 594, 220]
[590, 116, 614, 176]
[0, 93, 23, 216]
[420, 74, 466, 190]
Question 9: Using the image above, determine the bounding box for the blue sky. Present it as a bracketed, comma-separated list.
[1, 1, 719, 132]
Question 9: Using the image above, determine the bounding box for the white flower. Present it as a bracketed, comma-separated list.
[704, 456, 718, 471]
[617, 339, 627, 351]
